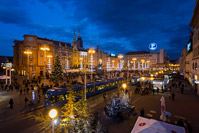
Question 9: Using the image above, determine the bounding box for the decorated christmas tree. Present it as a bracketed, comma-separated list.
[51, 55, 63, 82]
[60, 88, 77, 132]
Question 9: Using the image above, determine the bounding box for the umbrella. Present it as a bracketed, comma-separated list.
[160, 96, 166, 121]
[131, 116, 185, 133]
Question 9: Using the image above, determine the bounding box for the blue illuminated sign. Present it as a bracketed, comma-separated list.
[110, 53, 116, 57]
[149, 43, 157, 51]
[187, 42, 191, 52]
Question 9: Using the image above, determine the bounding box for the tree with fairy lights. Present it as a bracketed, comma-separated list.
[60, 88, 77, 132]
[51, 55, 63, 82]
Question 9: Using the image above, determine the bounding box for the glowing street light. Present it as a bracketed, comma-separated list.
[112, 60, 115, 70]
[122, 83, 127, 90]
[47, 55, 52, 70]
[49, 109, 58, 133]
[80, 57, 83, 70]
[24, 51, 32, 80]
[49, 109, 57, 119]
[88, 48, 95, 82]
[146, 60, 150, 68]
[141, 77, 145, 81]
[141, 59, 145, 70]
[132, 58, 137, 73]
[99, 58, 102, 64]
[118, 54, 123, 71]
[40, 47, 50, 86]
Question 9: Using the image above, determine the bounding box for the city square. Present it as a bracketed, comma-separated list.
[0, 0, 199, 133]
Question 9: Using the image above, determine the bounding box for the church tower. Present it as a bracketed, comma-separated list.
[77, 28, 83, 48]
[72, 29, 77, 50]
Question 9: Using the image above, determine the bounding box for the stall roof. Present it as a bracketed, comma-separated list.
[131, 116, 185, 133]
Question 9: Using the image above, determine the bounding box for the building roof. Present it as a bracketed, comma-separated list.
[37, 37, 71, 47]
[126, 51, 149, 55]
[77, 47, 87, 52]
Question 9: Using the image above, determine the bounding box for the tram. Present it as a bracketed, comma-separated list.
[44, 78, 124, 108]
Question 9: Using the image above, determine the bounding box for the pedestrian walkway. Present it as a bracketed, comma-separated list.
[0, 89, 44, 124]
[88, 78, 199, 133]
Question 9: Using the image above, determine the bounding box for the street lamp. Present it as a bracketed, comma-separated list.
[112, 60, 115, 70]
[80, 57, 83, 70]
[88, 48, 95, 82]
[40, 47, 50, 86]
[141, 59, 145, 70]
[24, 51, 32, 80]
[117, 54, 123, 71]
[132, 58, 137, 75]
[121, 83, 127, 93]
[83, 55, 87, 100]
[146, 60, 150, 68]
[99, 59, 102, 64]
[122, 83, 127, 90]
[47, 55, 52, 71]
[49, 109, 58, 133]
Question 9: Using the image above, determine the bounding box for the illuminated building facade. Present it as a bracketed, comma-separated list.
[124, 49, 169, 70]
[13, 35, 71, 77]
[13, 30, 119, 78]
[189, 0, 199, 92]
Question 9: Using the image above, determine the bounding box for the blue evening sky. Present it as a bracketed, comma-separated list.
[0, 0, 194, 59]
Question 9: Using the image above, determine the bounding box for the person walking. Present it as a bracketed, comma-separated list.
[38, 95, 41, 103]
[27, 87, 29, 94]
[140, 108, 145, 117]
[25, 97, 28, 107]
[103, 93, 107, 101]
[9, 98, 13, 109]
[172, 92, 175, 101]
[157, 87, 159, 94]
[20, 89, 22, 95]
[152, 88, 155, 95]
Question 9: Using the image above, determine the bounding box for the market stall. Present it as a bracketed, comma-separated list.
[131, 116, 185, 133]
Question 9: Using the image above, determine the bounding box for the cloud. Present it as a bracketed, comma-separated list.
[0, 0, 30, 24]
[0, 0, 193, 59]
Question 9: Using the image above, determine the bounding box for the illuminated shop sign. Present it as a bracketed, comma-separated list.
[187, 39, 192, 53]
[80, 51, 87, 56]
[149, 43, 157, 51]
[110, 53, 116, 57]
[153, 81, 162, 85]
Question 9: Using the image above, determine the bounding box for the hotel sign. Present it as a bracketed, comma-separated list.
[149, 43, 157, 51]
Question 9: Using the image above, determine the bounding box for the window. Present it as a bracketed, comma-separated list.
[195, 63, 197, 71]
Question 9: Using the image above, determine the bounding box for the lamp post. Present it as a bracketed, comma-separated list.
[122, 83, 127, 93]
[88, 48, 95, 82]
[99, 59, 102, 65]
[117, 54, 123, 71]
[47, 55, 52, 71]
[49, 109, 58, 133]
[40, 47, 50, 86]
[83, 55, 87, 100]
[141, 59, 145, 74]
[80, 57, 83, 70]
[132, 58, 137, 75]
[112, 60, 115, 70]
[24, 51, 32, 80]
